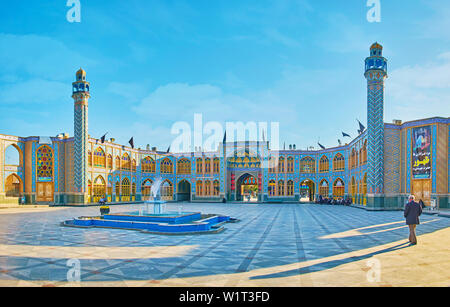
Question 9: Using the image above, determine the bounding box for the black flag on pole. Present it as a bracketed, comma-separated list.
[342, 132, 351, 138]
[128, 137, 134, 149]
[318, 142, 326, 150]
[100, 133, 108, 144]
[167, 146, 171, 153]
[223, 131, 227, 144]
[357, 120, 366, 134]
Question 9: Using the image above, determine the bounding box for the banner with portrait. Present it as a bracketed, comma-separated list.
[412, 126, 432, 179]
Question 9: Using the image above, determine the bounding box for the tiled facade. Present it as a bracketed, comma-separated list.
[0, 43, 449, 209]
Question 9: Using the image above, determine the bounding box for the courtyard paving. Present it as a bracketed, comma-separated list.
[0, 202, 449, 287]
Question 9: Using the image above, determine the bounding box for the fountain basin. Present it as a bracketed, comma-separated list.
[62, 213, 235, 235]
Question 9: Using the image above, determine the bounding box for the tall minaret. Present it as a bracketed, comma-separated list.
[72, 68, 90, 201]
[365, 43, 387, 205]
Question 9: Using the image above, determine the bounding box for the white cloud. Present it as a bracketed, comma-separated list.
[386, 53, 450, 121]
[0, 79, 69, 104]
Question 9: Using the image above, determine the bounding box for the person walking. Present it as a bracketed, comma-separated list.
[404, 195, 422, 245]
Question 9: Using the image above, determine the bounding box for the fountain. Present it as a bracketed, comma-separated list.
[142, 177, 166, 215]
[62, 177, 238, 235]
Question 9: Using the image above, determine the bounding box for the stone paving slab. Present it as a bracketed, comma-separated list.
[0, 202, 448, 287]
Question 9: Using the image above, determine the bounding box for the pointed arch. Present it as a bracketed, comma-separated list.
[196, 158, 203, 174]
[213, 180, 220, 196]
[4, 144, 22, 166]
[36, 145, 54, 180]
[287, 156, 294, 173]
[93, 175, 106, 203]
[300, 156, 315, 173]
[268, 179, 276, 196]
[107, 154, 113, 170]
[122, 153, 131, 171]
[278, 180, 285, 196]
[141, 156, 156, 173]
[93, 147, 106, 168]
[121, 177, 131, 201]
[287, 180, 294, 196]
[319, 155, 329, 173]
[161, 179, 173, 200]
[319, 179, 329, 197]
[196, 180, 203, 196]
[177, 158, 191, 175]
[213, 157, 220, 174]
[333, 153, 345, 172]
[333, 178, 345, 198]
[142, 179, 153, 200]
[161, 157, 173, 174]
[5, 174, 22, 197]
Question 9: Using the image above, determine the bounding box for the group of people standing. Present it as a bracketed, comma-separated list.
[315, 195, 352, 206]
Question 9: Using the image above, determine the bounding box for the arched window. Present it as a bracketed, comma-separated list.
[161, 158, 173, 174]
[93, 147, 106, 168]
[88, 150, 92, 167]
[362, 173, 367, 195]
[268, 156, 276, 173]
[287, 180, 294, 196]
[115, 156, 121, 170]
[278, 180, 284, 196]
[93, 176, 106, 203]
[141, 179, 153, 200]
[141, 156, 155, 173]
[131, 159, 137, 172]
[350, 177, 357, 199]
[278, 157, 285, 173]
[300, 157, 315, 173]
[333, 153, 345, 172]
[177, 158, 191, 175]
[319, 179, 329, 197]
[196, 180, 203, 196]
[333, 178, 345, 198]
[160, 180, 173, 201]
[5, 174, 22, 197]
[213, 158, 220, 174]
[115, 180, 120, 199]
[205, 158, 211, 173]
[122, 153, 131, 171]
[287, 157, 294, 173]
[268, 180, 276, 196]
[37, 145, 53, 180]
[205, 180, 211, 196]
[107, 178, 113, 197]
[196, 158, 203, 174]
[107, 155, 113, 170]
[121, 177, 131, 201]
[5, 145, 21, 166]
[213, 180, 220, 196]
[319, 155, 329, 173]
[361, 140, 367, 165]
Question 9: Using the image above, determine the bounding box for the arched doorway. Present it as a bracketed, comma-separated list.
[5, 174, 22, 198]
[300, 179, 315, 202]
[177, 180, 191, 201]
[236, 174, 258, 202]
[36, 145, 54, 202]
[93, 176, 106, 203]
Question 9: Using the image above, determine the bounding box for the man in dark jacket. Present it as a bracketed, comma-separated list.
[404, 195, 422, 245]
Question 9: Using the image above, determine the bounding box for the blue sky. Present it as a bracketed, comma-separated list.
[0, 0, 449, 151]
